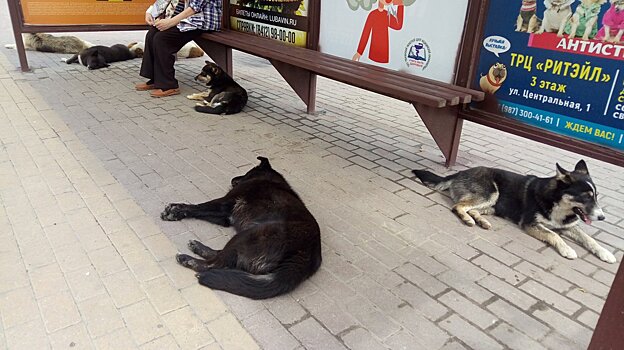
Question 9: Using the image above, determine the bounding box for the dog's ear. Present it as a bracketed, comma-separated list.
[257, 156, 271, 168]
[556, 163, 571, 182]
[574, 160, 589, 174]
[205, 60, 211, 65]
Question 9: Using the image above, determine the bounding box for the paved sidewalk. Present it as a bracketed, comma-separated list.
[1, 7, 624, 350]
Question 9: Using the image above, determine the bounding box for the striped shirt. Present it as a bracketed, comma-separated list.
[149, 0, 222, 32]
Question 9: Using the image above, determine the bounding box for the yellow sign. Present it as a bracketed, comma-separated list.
[230, 17, 307, 48]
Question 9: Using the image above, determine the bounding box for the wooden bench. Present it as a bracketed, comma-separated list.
[194, 29, 484, 166]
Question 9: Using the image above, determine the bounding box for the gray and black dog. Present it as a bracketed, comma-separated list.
[413, 160, 616, 263]
[64, 44, 141, 70]
[161, 157, 322, 299]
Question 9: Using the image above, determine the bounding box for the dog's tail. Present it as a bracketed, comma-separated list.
[196, 256, 321, 300]
[412, 169, 456, 191]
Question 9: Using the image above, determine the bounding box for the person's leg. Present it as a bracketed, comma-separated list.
[151, 27, 202, 91]
[138, 26, 160, 85]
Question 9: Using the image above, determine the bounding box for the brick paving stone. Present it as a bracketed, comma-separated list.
[242, 309, 301, 350]
[392, 282, 449, 321]
[439, 290, 498, 329]
[0, 287, 39, 328]
[437, 269, 494, 304]
[38, 290, 82, 332]
[478, 275, 538, 310]
[394, 263, 448, 296]
[341, 328, 387, 350]
[162, 306, 215, 349]
[120, 300, 169, 345]
[299, 292, 359, 335]
[486, 299, 550, 339]
[345, 296, 401, 340]
[514, 261, 572, 293]
[533, 308, 592, 348]
[263, 295, 309, 326]
[92, 328, 138, 350]
[472, 255, 526, 285]
[490, 322, 547, 350]
[181, 285, 230, 323]
[140, 335, 180, 350]
[520, 281, 582, 315]
[4, 318, 50, 350]
[101, 269, 146, 308]
[77, 294, 125, 338]
[288, 317, 347, 350]
[470, 239, 522, 266]
[206, 313, 260, 350]
[65, 266, 107, 302]
[389, 306, 449, 349]
[439, 314, 503, 350]
[566, 288, 605, 314]
[49, 323, 93, 350]
[346, 275, 404, 313]
[141, 275, 187, 315]
[577, 309, 600, 329]
[87, 245, 127, 277]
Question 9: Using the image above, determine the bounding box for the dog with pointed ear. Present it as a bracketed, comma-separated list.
[412, 159, 615, 263]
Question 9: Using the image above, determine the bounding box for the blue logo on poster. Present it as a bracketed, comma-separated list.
[404, 38, 430, 70]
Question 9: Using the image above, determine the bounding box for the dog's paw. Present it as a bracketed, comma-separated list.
[186, 93, 202, 100]
[61, 58, 67, 62]
[176, 253, 194, 267]
[597, 248, 617, 264]
[188, 240, 203, 254]
[476, 219, 492, 230]
[161, 203, 186, 221]
[5, 44, 16, 49]
[558, 245, 578, 260]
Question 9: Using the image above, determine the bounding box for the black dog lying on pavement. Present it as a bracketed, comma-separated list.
[64, 44, 141, 70]
[161, 157, 322, 299]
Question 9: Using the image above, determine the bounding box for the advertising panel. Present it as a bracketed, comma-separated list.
[319, 0, 469, 83]
[473, 0, 624, 150]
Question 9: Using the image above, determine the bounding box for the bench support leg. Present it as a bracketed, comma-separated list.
[197, 41, 233, 75]
[414, 104, 463, 167]
[270, 60, 317, 114]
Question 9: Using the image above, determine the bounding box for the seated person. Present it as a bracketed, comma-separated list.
[136, 0, 222, 97]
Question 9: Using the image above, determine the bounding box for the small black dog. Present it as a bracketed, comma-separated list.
[64, 44, 141, 70]
[161, 157, 322, 299]
[187, 61, 248, 115]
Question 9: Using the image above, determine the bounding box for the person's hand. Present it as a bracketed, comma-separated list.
[155, 18, 176, 31]
[352, 52, 361, 61]
[145, 12, 155, 26]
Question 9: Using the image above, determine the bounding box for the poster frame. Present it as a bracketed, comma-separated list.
[456, 0, 624, 167]
[7, 0, 150, 72]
